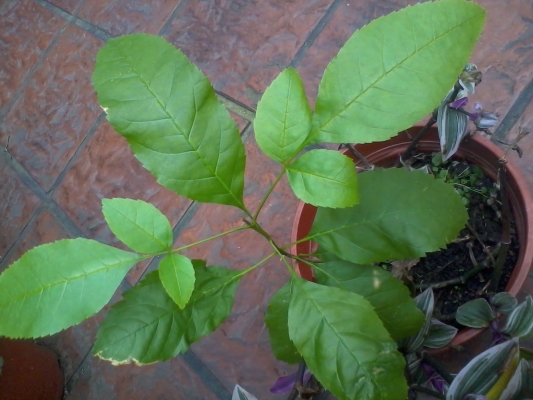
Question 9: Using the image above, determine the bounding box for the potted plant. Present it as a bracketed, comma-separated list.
[0, 1, 530, 399]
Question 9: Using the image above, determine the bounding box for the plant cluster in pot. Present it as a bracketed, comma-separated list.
[0, 1, 532, 399]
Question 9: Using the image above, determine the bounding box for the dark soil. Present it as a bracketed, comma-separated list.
[408, 152, 519, 326]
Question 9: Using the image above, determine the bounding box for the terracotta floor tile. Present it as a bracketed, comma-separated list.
[0, 24, 103, 191]
[52, 120, 195, 283]
[163, 0, 335, 108]
[76, 0, 183, 37]
[66, 353, 221, 400]
[0, 0, 65, 115]
[47, 0, 83, 14]
[0, 156, 40, 263]
[506, 100, 533, 194]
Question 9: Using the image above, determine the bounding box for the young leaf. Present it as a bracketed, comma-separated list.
[0, 239, 141, 338]
[93, 34, 246, 209]
[423, 319, 458, 349]
[437, 95, 470, 161]
[232, 385, 258, 400]
[456, 298, 495, 328]
[264, 281, 302, 364]
[499, 359, 533, 400]
[310, 168, 467, 263]
[286, 149, 358, 208]
[491, 292, 518, 316]
[400, 288, 435, 353]
[288, 276, 407, 400]
[254, 68, 311, 164]
[158, 254, 195, 309]
[102, 198, 173, 253]
[310, 0, 485, 144]
[312, 260, 424, 340]
[446, 339, 519, 400]
[93, 262, 241, 364]
[502, 297, 533, 339]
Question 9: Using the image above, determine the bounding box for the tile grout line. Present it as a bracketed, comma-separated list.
[181, 351, 232, 400]
[158, 0, 192, 36]
[289, 0, 344, 68]
[493, 76, 533, 139]
[0, 206, 42, 271]
[0, 149, 85, 240]
[36, 0, 112, 41]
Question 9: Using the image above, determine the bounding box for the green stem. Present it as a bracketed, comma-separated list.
[253, 168, 287, 221]
[138, 224, 250, 260]
[233, 251, 277, 279]
[270, 240, 297, 278]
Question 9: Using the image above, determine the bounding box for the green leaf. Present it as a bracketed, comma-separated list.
[254, 68, 311, 164]
[158, 254, 195, 309]
[93, 262, 241, 364]
[93, 34, 246, 209]
[310, 0, 485, 144]
[456, 298, 495, 328]
[265, 281, 302, 364]
[310, 168, 468, 263]
[400, 288, 435, 353]
[286, 149, 358, 208]
[446, 339, 519, 400]
[423, 319, 458, 349]
[437, 92, 470, 161]
[502, 297, 533, 339]
[232, 385, 258, 400]
[499, 359, 533, 400]
[0, 239, 141, 338]
[312, 260, 424, 340]
[491, 292, 518, 315]
[288, 276, 407, 400]
[102, 198, 173, 253]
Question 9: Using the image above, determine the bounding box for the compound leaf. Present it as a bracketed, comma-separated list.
[254, 68, 311, 164]
[288, 276, 407, 400]
[311, 0, 485, 144]
[159, 254, 195, 309]
[93, 34, 246, 209]
[0, 239, 141, 338]
[265, 281, 302, 364]
[312, 260, 424, 340]
[102, 198, 173, 253]
[310, 168, 467, 263]
[93, 261, 241, 364]
[287, 149, 358, 208]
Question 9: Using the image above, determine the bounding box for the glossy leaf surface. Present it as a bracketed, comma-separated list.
[159, 254, 195, 309]
[310, 168, 467, 263]
[311, 0, 485, 144]
[287, 149, 358, 208]
[0, 239, 141, 338]
[456, 298, 495, 328]
[312, 260, 424, 340]
[491, 292, 518, 315]
[254, 68, 311, 164]
[502, 297, 533, 339]
[437, 94, 470, 161]
[288, 276, 407, 400]
[424, 319, 458, 349]
[102, 198, 173, 253]
[94, 262, 241, 364]
[264, 281, 302, 364]
[446, 339, 519, 400]
[400, 288, 434, 353]
[93, 34, 246, 209]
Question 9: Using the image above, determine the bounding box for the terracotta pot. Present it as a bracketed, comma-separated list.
[290, 127, 533, 347]
[0, 339, 64, 400]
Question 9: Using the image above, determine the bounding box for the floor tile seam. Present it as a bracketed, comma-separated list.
[47, 112, 106, 194]
[289, 0, 344, 68]
[0, 148, 85, 240]
[158, 0, 192, 36]
[493, 76, 533, 140]
[35, 0, 112, 41]
[0, 205, 42, 271]
[0, 7, 70, 123]
[216, 92, 256, 123]
[181, 351, 232, 400]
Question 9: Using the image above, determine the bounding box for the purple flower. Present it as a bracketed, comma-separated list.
[270, 370, 312, 394]
[421, 361, 448, 394]
[469, 103, 499, 130]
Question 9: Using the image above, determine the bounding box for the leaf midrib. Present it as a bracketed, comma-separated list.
[113, 44, 244, 209]
[312, 12, 483, 139]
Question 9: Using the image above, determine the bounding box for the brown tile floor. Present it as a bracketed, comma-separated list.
[0, 0, 532, 399]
